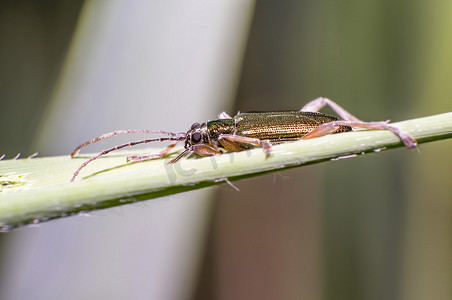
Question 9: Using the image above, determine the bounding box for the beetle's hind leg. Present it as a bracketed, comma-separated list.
[300, 97, 417, 148]
[302, 120, 417, 148]
[300, 97, 361, 122]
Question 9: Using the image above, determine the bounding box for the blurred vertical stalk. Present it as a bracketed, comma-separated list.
[0, 1, 256, 300]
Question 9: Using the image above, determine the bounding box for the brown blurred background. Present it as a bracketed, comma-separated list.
[1, 1, 451, 300]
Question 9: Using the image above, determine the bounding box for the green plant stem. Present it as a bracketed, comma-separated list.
[1, 112, 451, 231]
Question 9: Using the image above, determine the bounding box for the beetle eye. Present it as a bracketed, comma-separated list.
[191, 132, 202, 143]
[191, 123, 200, 129]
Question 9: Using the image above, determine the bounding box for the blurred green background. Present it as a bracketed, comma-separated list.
[0, 1, 451, 300]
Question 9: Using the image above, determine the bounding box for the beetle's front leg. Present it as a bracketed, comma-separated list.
[168, 144, 222, 164]
[218, 134, 271, 156]
[127, 141, 178, 162]
[191, 144, 222, 156]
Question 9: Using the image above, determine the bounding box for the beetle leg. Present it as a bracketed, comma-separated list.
[169, 148, 191, 163]
[302, 120, 417, 148]
[127, 141, 178, 162]
[169, 144, 222, 163]
[301, 97, 361, 121]
[218, 112, 232, 119]
[301, 97, 417, 148]
[301, 122, 343, 140]
[218, 134, 271, 156]
[71, 139, 181, 181]
[192, 144, 222, 156]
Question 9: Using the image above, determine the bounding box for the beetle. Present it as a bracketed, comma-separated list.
[70, 97, 417, 181]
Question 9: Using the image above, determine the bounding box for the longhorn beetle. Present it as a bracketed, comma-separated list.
[70, 98, 417, 181]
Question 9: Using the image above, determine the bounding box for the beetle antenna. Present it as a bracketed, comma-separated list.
[71, 135, 186, 182]
[71, 130, 183, 157]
